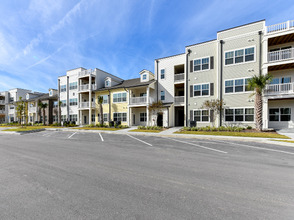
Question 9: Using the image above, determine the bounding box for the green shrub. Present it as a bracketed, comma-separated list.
[247, 126, 252, 130]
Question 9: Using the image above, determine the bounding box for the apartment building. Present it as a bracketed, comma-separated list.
[0, 91, 9, 123]
[94, 70, 156, 126]
[58, 67, 123, 125]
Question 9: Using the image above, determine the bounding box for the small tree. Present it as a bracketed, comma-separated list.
[38, 102, 48, 126]
[200, 99, 226, 127]
[247, 74, 273, 131]
[97, 95, 104, 125]
[148, 100, 164, 126]
[16, 96, 26, 127]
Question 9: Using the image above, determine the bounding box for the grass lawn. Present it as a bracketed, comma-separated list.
[73, 127, 122, 131]
[174, 131, 290, 139]
[129, 129, 162, 133]
[2, 126, 45, 132]
[271, 139, 294, 143]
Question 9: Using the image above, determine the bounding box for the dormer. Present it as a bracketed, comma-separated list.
[49, 88, 58, 97]
[26, 93, 30, 100]
[104, 77, 121, 88]
[139, 70, 154, 82]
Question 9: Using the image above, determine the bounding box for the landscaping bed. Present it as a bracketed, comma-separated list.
[129, 126, 165, 133]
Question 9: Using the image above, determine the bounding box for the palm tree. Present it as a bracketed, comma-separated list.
[247, 74, 273, 131]
[38, 102, 48, 126]
[97, 95, 104, 125]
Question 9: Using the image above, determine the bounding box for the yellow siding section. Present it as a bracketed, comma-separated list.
[95, 88, 128, 125]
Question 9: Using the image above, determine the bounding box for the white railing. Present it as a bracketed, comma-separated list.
[91, 84, 96, 90]
[0, 100, 5, 104]
[79, 102, 96, 108]
[78, 69, 95, 77]
[9, 109, 15, 114]
[92, 102, 96, 107]
[174, 96, 185, 104]
[264, 83, 294, 95]
[0, 110, 4, 114]
[266, 20, 294, 34]
[28, 107, 37, 113]
[268, 48, 294, 62]
[130, 97, 147, 105]
[174, 73, 185, 82]
[79, 84, 89, 91]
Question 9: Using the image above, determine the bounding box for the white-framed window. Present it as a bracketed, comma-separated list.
[53, 115, 58, 122]
[161, 91, 165, 101]
[61, 85, 66, 92]
[30, 116, 33, 122]
[269, 108, 291, 121]
[105, 80, 110, 87]
[69, 82, 77, 90]
[49, 91, 52, 96]
[140, 113, 147, 122]
[225, 46, 255, 65]
[69, 114, 77, 122]
[53, 101, 58, 108]
[193, 110, 209, 122]
[113, 92, 127, 103]
[142, 74, 147, 80]
[10, 105, 14, 109]
[91, 114, 95, 122]
[61, 100, 66, 107]
[225, 78, 253, 94]
[98, 113, 108, 122]
[26, 94, 29, 99]
[193, 57, 210, 72]
[113, 112, 127, 122]
[9, 97, 14, 102]
[69, 98, 77, 106]
[225, 108, 254, 122]
[160, 69, 165, 79]
[270, 77, 291, 84]
[193, 83, 210, 97]
[61, 115, 66, 122]
[100, 95, 108, 104]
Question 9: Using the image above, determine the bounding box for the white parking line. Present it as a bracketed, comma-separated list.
[212, 140, 294, 156]
[68, 132, 77, 139]
[42, 132, 53, 137]
[162, 137, 227, 154]
[127, 135, 152, 146]
[99, 133, 104, 141]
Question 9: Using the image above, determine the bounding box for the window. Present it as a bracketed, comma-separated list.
[98, 113, 108, 122]
[10, 116, 14, 122]
[142, 74, 147, 80]
[53, 115, 58, 122]
[140, 113, 147, 122]
[9, 97, 14, 102]
[225, 108, 254, 122]
[225, 47, 255, 65]
[61, 100, 66, 107]
[30, 116, 33, 122]
[161, 91, 165, 101]
[105, 80, 110, 87]
[193, 83, 209, 97]
[92, 114, 95, 122]
[45, 116, 47, 122]
[113, 92, 127, 103]
[160, 69, 165, 79]
[26, 94, 29, 99]
[10, 105, 14, 109]
[140, 93, 146, 97]
[113, 112, 127, 122]
[70, 115, 77, 121]
[100, 95, 108, 104]
[61, 85, 66, 92]
[69, 98, 78, 106]
[193, 57, 210, 71]
[194, 110, 209, 122]
[270, 77, 291, 84]
[53, 101, 58, 108]
[69, 82, 77, 90]
[61, 115, 66, 122]
[225, 78, 253, 93]
[269, 108, 291, 121]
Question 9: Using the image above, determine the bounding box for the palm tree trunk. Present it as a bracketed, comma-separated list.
[255, 93, 263, 131]
[43, 109, 45, 126]
[100, 104, 103, 125]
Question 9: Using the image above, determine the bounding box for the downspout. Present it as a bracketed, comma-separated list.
[108, 90, 111, 124]
[185, 49, 191, 126]
[156, 60, 159, 102]
[258, 31, 262, 76]
[219, 40, 224, 127]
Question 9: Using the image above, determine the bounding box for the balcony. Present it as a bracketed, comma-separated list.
[0, 100, 5, 104]
[264, 83, 294, 96]
[0, 110, 4, 114]
[268, 48, 294, 63]
[78, 69, 95, 78]
[9, 109, 15, 114]
[79, 102, 96, 108]
[28, 107, 37, 113]
[174, 73, 185, 83]
[174, 96, 185, 105]
[130, 97, 154, 105]
[79, 84, 96, 92]
[266, 20, 294, 35]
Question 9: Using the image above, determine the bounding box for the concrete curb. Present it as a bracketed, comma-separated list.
[1, 128, 45, 135]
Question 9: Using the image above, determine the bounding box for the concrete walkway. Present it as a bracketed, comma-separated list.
[276, 129, 294, 140]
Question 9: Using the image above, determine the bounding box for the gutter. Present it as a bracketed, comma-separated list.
[108, 89, 111, 123]
[219, 40, 224, 126]
[185, 49, 191, 126]
[156, 60, 159, 101]
[259, 31, 262, 76]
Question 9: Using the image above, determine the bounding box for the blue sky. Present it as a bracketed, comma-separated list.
[0, 0, 293, 93]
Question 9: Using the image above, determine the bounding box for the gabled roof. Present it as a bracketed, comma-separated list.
[95, 78, 156, 92]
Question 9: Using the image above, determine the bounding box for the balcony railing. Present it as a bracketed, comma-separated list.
[174, 96, 185, 105]
[79, 84, 96, 91]
[129, 97, 154, 105]
[91, 84, 96, 90]
[28, 107, 37, 113]
[264, 83, 294, 95]
[78, 69, 95, 77]
[268, 48, 294, 62]
[266, 20, 294, 34]
[174, 73, 185, 82]
[0, 100, 5, 104]
[9, 109, 15, 114]
[0, 110, 5, 114]
[79, 102, 96, 108]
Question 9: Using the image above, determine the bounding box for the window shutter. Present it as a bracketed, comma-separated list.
[190, 85, 193, 97]
[210, 110, 214, 122]
[210, 83, 214, 96]
[190, 60, 193, 72]
[190, 110, 193, 121]
[210, 56, 214, 69]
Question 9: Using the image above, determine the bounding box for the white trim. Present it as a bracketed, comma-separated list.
[269, 107, 292, 122]
[113, 112, 128, 122]
[224, 77, 253, 94]
[192, 56, 210, 73]
[224, 45, 256, 66]
[192, 82, 210, 97]
[224, 107, 255, 123]
[193, 109, 210, 123]
[112, 92, 127, 103]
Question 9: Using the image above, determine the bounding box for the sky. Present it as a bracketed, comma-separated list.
[0, 0, 293, 93]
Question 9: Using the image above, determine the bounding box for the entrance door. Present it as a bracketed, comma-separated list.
[178, 110, 184, 126]
[84, 116, 87, 124]
[157, 114, 163, 126]
[133, 114, 135, 125]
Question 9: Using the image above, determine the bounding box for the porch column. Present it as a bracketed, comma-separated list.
[89, 75, 92, 125]
[146, 106, 149, 126]
[146, 87, 150, 126]
[262, 98, 269, 129]
[128, 106, 130, 126]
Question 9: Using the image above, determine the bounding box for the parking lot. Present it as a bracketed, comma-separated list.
[0, 130, 294, 219]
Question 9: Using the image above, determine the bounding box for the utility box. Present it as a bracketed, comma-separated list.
[190, 121, 196, 127]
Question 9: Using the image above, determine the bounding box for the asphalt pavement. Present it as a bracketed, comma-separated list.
[0, 130, 294, 219]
